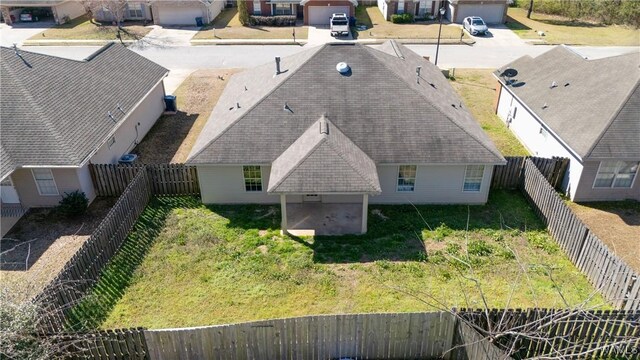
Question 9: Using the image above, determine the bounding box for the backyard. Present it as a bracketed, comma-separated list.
[28, 15, 150, 41]
[353, 6, 469, 41]
[70, 190, 603, 330]
[194, 8, 307, 40]
[449, 69, 529, 156]
[505, 7, 640, 46]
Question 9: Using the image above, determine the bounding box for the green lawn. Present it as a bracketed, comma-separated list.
[449, 69, 530, 156]
[70, 191, 603, 330]
[353, 6, 469, 41]
[505, 7, 640, 46]
[28, 15, 150, 41]
[194, 8, 308, 40]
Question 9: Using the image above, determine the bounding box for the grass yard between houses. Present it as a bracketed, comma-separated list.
[449, 69, 529, 156]
[505, 7, 640, 46]
[69, 191, 604, 330]
[194, 8, 308, 40]
[353, 6, 469, 41]
[28, 15, 151, 41]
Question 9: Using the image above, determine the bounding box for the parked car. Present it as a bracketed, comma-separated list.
[330, 13, 349, 37]
[19, 8, 52, 22]
[463, 16, 488, 36]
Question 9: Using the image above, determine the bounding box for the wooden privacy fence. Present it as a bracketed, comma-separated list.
[35, 169, 152, 332]
[491, 156, 569, 190]
[90, 163, 200, 197]
[520, 159, 640, 311]
[458, 308, 640, 360]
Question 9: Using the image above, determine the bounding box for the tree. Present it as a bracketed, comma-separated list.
[527, 0, 534, 18]
[237, 0, 250, 26]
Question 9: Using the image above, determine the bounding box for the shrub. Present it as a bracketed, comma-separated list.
[468, 240, 494, 257]
[237, 0, 250, 25]
[57, 190, 88, 218]
[249, 15, 297, 27]
[391, 13, 414, 24]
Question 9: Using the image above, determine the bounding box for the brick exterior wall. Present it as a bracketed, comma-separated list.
[302, 0, 355, 25]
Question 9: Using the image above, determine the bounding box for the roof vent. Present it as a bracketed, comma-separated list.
[542, 103, 548, 109]
[117, 104, 126, 114]
[275, 57, 282, 75]
[550, 81, 558, 89]
[320, 120, 329, 135]
[564, 82, 570, 87]
[283, 102, 293, 114]
[336, 62, 350, 74]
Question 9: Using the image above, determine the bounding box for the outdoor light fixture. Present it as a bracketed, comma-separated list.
[434, 7, 446, 66]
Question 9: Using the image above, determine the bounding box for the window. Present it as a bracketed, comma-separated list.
[463, 165, 484, 192]
[273, 3, 292, 15]
[32, 169, 58, 195]
[243, 166, 263, 192]
[594, 161, 638, 188]
[397, 1, 405, 14]
[397, 165, 417, 192]
[253, 0, 261, 15]
[128, 3, 143, 18]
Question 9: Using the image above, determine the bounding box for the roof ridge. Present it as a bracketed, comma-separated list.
[584, 79, 640, 159]
[188, 44, 327, 163]
[365, 42, 504, 162]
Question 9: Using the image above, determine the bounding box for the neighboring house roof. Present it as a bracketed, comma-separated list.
[300, 0, 358, 5]
[0, 43, 168, 180]
[495, 46, 640, 160]
[188, 41, 504, 167]
[0, 1, 68, 5]
[268, 115, 381, 194]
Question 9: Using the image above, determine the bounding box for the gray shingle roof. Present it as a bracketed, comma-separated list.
[495, 46, 640, 160]
[0, 43, 168, 179]
[268, 115, 381, 194]
[188, 41, 505, 166]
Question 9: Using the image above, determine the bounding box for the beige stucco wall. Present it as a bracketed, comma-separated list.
[11, 168, 83, 208]
[197, 164, 494, 205]
[573, 160, 640, 202]
[53, 1, 86, 23]
[91, 81, 165, 164]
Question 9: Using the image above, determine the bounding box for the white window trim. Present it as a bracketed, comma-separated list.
[32, 169, 59, 196]
[242, 165, 263, 193]
[397, 1, 405, 14]
[462, 165, 484, 192]
[592, 160, 639, 189]
[253, 0, 261, 15]
[396, 165, 417, 192]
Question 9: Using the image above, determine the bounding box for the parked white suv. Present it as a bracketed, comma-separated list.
[330, 13, 349, 37]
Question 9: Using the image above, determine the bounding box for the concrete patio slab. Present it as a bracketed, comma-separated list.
[285, 203, 362, 236]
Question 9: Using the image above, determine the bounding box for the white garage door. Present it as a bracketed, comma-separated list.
[155, 6, 203, 25]
[456, 4, 505, 24]
[307, 6, 350, 25]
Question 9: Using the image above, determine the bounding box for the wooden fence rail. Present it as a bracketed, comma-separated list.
[491, 156, 569, 190]
[520, 159, 640, 311]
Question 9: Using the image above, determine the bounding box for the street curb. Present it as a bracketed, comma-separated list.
[191, 40, 308, 46]
[189, 39, 475, 46]
[23, 39, 135, 46]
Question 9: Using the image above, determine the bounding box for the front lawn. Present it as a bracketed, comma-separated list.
[449, 69, 529, 156]
[194, 8, 308, 40]
[71, 191, 603, 330]
[353, 6, 469, 41]
[28, 15, 150, 41]
[505, 7, 640, 46]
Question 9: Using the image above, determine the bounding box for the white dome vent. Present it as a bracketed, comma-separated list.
[336, 62, 350, 74]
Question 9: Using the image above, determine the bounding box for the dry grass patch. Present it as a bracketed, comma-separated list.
[194, 8, 307, 40]
[353, 6, 469, 41]
[506, 7, 640, 46]
[29, 15, 150, 41]
[567, 201, 640, 272]
[449, 69, 529, 156]
[134, 69, 240, 163]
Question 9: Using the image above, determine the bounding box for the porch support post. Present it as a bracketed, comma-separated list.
[280, 194, 288, 234]
[361, 194, 368, 234]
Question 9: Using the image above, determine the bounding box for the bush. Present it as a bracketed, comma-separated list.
[57, 190, 88, 218]
[391, 13, 414, 24]
[249, 15, 296, 26]
[237, 0, 250, 25]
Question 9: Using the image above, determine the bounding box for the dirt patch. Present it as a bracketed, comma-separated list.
[134, 69, 241, 164]
[568, 201, 640, 272]
[1, 197, 116, 300]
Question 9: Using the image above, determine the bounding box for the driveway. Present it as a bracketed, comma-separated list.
[306, 25, 353, 46]
[133, 25, 200, 48]
[467, 24, 527, 47]
[0, 22, 53, 46]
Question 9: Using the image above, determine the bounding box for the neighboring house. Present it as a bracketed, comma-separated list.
[445, 0, 508, 24]
[245, 0, 358, 25]
[0, 44, 168, 236]
[187, 41, 505, 234]
[95, 0, 224, 26]
[0, 0, 85, 25]
[377, 0, 439, 20]
[494, 46, 640, 202]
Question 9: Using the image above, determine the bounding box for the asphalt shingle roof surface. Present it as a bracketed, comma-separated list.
[0, 43, 168, 179]
[188, 42, 504, 166]
[495, 46, 640, 160]
[268, 116, 381, 194]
